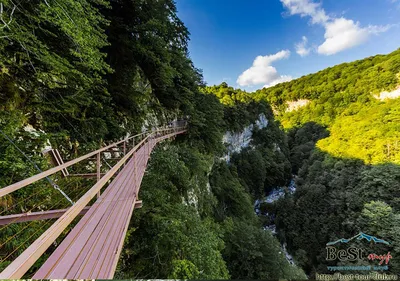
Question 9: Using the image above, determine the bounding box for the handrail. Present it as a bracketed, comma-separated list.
[0, 125, 187, 198]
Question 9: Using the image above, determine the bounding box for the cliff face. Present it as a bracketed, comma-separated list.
[285, 100, 310, 112]
[222, 113, 269, 162]
[374, 86, 400, 101]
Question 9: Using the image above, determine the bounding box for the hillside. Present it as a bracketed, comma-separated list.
[254, 49, 400, 165]
[254, 49, 400, 127]
[252, 50, 400, 276]
[203, 48, 400, 278]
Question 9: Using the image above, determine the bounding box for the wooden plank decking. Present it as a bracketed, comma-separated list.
[33, 140, 155, 279]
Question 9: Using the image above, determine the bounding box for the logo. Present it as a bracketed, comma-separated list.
[325, 232, 393, 272]
[327, 232, 390, 246]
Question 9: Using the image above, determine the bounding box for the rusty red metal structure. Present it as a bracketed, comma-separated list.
[0, 123, 187, 279]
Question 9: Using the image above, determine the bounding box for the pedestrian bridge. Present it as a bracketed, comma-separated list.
[0, 122, 187, 279]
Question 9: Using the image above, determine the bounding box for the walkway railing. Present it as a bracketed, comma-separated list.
[0, 122, 187, 279]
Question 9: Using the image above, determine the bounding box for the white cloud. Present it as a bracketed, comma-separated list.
[237, 50, 292, 87]
[295, 36, 311, 57]
[280, 0, 391, 55]
[317, 18, 369, 55]
[368, 24, 392, 35]
[318, 18, 390, 55]
[281, 0, 329, 24]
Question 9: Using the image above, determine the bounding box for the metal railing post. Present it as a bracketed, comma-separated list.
[147, 134, 150, 158]
[123, 140, 127, 167]
[96, 152, 101, 198]
[133, 136, 136, 188]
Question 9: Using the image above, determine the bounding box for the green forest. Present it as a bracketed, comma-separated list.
[204, 49, 400, 277]
[0, 0, 399, 280]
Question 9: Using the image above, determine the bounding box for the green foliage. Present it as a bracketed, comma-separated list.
[202, 82, 253, 106]
[186, 93, 225, 154]
[287, 122, 329, 173]
[264, 50, 400, 277]
[209, 159, 306, 279]
[360, 201, 392, 236]
[205, 83, 293, 196]
[251, 120, 292, 190]
[202, 83, 272, 132]
[276, 152, 400, 276]
[118, 145, 229, 279]
[252, 49, 400, 165]
[254, 49, 400, 124]
[104, 0, 203, 116]
[209, 161, 255, 222]
[169, 259, 200, 279]
[222, 219, 307, 280]
[201, 81, 307, 279]
[317, 99, 400, 164]
[0, 0, 114, 143]
[231, 148, 266, 197]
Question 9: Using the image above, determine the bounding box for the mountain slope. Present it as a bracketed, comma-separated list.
[254, 48, 400, 128]
[249, 48, 400, 277]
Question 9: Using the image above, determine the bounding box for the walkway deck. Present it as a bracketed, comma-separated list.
[32, 133, 178, 279]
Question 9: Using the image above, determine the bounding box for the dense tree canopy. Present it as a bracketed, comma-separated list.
[205, 48, 400, 279]
[254, 49, 400, 121]
[251, 49, 400, 278]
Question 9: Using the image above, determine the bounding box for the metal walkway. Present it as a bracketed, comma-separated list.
[0, 124, 187, 279]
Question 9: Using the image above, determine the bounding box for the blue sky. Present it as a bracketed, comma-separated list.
[175, 0, 400, 91]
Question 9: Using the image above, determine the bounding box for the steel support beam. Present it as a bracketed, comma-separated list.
[0, 201, 142, 226]
[0, 207, 91, 226]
